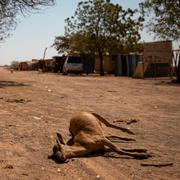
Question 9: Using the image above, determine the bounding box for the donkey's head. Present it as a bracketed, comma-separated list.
[48, 133, 68, 163]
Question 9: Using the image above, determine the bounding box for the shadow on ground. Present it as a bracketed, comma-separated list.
[48, 149, 140, 164]
[0, 81, 30, 88]
[154, 80, 180, 87]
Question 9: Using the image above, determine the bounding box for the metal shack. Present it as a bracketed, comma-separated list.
[95, 54, 142, 76]
[115, 54, 143, 76]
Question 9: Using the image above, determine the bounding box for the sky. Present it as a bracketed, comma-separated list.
[0, 0, 178, 65]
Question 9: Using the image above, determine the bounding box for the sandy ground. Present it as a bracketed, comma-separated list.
[0, 67, 180, 180]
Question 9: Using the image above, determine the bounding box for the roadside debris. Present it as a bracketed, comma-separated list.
[3, 164, 14, 169]
[6, 98, 31, 103]
[113, 119, 124, 123]
[96, 175, 100, 179]
[33, 116, 41, 120]
[126, 119, 139, 125]
[113, 118, 139, 125]
[22, 173, 29, 176]
[141, 162, 173, 167]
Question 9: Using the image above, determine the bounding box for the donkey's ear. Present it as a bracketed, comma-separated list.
[56, 139, 63, 150]
[56, 133, 65, 145]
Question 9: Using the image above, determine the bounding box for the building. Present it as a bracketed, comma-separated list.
[95, 41, 173, 78]
[134, 41, 172, 78]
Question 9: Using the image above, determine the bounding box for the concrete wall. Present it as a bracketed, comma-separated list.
[143, 41, 172, 77]
[143, 41, 172, 64]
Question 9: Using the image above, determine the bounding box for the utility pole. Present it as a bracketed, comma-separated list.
[42, 47, 47, 72]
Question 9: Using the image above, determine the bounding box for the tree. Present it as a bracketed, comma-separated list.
[173, 49, 180, 83]
[140, 0, 180, 82]
[177, 54, 180, 83]
[59, 0, 144, 76]
[139, 0, 180, 40]
[0, 0, 55, 42]
[10, 60, 19, 69]
[53, 36, 71, 54]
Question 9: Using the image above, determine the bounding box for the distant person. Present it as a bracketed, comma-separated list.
[10, 69, 14, 73]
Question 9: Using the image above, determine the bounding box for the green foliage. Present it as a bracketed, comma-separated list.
[11, 61, 20, 69]
[54, 0, 144, 75]
[65, 0, 143, 54]
[53, 36, 70, 53]
[139, 0, 180, 40]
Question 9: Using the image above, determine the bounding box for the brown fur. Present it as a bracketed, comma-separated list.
[49, 112, 150, 163]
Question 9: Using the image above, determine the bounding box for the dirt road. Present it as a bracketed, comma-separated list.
[0, 68, 180, 179]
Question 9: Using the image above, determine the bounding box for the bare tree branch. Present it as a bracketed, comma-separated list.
[0, 0, 55, 42]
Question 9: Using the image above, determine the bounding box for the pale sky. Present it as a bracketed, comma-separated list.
[0, 0, 177, 65]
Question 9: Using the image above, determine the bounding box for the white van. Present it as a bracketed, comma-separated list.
[63, 56, 83, 75]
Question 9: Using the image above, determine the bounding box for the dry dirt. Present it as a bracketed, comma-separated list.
[0, 67, 180, 180]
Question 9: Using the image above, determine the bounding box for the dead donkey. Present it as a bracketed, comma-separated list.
[49, 112, 151, 162]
